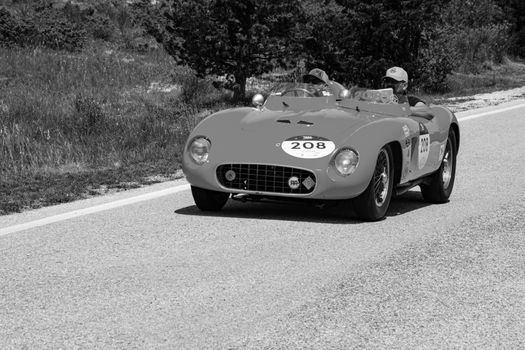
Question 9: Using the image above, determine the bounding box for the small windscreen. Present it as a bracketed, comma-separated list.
[269, 82, 334, 98]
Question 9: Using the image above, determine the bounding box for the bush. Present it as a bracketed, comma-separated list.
[445, 24, 511, 73]
[0, 6, 87, 51]
[31, 9, 87, 51]
[173, 68, 229, 107]
[0, 8, 34, 47]
[72, 94, 107, 138]
[440, 0, 511, 73]
[88, 13, 116, 41]
[414, 31, 455, 92]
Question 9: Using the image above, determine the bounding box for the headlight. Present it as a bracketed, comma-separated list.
[189, 137, 211, 165]
[333, 148, 359, 176]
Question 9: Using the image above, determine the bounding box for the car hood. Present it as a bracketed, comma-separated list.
[190, 107, 373, 165]
[201, 107, 370, 141]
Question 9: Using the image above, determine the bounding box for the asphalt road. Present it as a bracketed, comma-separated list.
[1, 101, 524, 349]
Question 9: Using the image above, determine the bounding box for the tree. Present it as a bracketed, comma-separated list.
[298, 0, 449, 90]
[440, 0, 512, 72]
[296, 0, 348, 81]
[495, 0, 525, 57]
[142, 0, 303, 100]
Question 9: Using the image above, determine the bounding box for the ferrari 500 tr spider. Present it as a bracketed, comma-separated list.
[182, 81, 459, 221]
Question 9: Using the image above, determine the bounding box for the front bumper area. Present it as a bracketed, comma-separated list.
[183, 160, 370, 200]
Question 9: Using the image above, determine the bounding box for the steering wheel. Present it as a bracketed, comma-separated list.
[281, 88, 316, 97]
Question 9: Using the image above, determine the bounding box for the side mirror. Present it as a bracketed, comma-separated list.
[338, 89, 350, 100]
[252, 93, 264, 108]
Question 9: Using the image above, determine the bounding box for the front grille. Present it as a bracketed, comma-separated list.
[216, 164, 316, 194]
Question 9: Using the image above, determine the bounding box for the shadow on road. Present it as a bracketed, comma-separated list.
[175, 190, 432, 224]
[387, 190, 434, 217]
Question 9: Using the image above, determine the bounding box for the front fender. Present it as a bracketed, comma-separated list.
[331, 118, 406, 195]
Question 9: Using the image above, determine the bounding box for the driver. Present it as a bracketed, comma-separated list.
[302, 68, 346, 97]
[382, 67, 426, 106]
[382, 66, 433, 117]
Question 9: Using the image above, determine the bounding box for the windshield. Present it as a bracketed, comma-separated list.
[348, 87, 397, 104]
[269, 82, 335, 98]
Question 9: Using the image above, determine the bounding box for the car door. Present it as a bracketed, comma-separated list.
[410, 115, 443, 179]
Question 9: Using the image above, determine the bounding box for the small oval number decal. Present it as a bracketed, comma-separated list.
[282, 136, 335, 159]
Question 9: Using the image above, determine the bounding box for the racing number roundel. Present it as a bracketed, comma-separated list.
[281, 136, 335, 159]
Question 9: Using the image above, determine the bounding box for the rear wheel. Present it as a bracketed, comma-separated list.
[353, 145, 394, 221]
[191, 186, 230, 211]
[420, 129, 457, 203]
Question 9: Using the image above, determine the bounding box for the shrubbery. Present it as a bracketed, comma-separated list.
[0, 8, 35, 48]
[413, 31, 455, 93]
[439, 0, 512, 74]
[72, 93, 108, 138]
[88, 13, 116, 41]
[0, 5, 87, 51]
[442, 24, 511, 74]
[0, 0, 147, 52]
[31, 8, 88, 51]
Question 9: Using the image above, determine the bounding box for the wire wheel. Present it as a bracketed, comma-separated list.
[373, 148, 390, 207]
[441, 137, 454, 189]
[353, 145, 394, 221]
[420, 129, 457, 203]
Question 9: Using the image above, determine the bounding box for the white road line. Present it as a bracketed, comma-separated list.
[2, 101, 525, 236]
[0, 184, 190, 236]
[457, 102, 525, 122]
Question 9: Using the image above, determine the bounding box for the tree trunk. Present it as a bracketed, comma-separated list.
[233, 73, 247, 102]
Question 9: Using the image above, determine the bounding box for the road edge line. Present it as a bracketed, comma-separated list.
[457, 102, 525, 122]
[0, 184, 191, 236]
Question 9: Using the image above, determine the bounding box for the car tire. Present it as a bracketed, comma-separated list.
[353, 145, 394, 221]
[420, 129, 457, 203]
[191, 186, 230, 211]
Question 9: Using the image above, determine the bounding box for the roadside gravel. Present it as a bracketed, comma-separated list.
[443, 86, 525, 112]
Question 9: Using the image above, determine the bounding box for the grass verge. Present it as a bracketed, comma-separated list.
[0, 161, 181, 215]
[0, 43, 234, 214]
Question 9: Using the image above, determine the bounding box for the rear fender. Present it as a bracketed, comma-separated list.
[430, 105, 460, 152]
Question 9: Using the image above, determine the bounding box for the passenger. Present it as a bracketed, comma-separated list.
[382, 66, 433, 117]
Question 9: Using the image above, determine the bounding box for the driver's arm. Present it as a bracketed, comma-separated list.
[409, 104, 434, 119]
[408, 96, 433, 118]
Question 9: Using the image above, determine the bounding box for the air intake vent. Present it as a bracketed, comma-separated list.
[216, 164, 316, 194]
[297, 120, 314, 125]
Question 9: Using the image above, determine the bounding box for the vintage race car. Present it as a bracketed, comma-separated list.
[182, 81, 459, 221]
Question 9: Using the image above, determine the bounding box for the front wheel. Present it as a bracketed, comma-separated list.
[352, 145, 394, 221]
[191, 186, 230, 211]
[420, 129, 457, 203]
